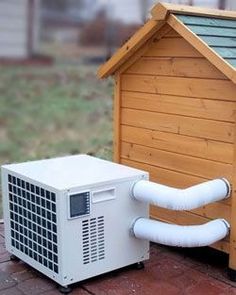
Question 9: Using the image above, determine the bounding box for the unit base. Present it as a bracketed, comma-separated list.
[228, 268, 236, 282]
[10, 254, 20, 262]
[58, 285, 72, 294]
[135, 262, 145, 270]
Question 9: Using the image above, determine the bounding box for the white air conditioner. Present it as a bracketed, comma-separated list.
[1, 155, 149, 292]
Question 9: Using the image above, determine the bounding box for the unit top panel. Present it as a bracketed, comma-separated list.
[2, 155, 148, 190]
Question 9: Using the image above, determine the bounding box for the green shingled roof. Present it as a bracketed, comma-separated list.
[176, 14, 236, 68]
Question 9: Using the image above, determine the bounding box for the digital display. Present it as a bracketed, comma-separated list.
[70, 192, 90, 218]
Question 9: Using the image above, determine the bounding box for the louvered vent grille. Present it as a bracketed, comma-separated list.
[8, 175, 59, 274]
[82, 216, 105, 264]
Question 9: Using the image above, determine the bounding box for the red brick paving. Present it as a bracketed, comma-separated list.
[0, 225, 235, 294]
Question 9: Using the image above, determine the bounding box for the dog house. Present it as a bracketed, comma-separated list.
[98, 2, 236, 276]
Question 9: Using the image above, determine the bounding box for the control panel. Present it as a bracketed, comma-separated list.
[69, 192, 90, 219]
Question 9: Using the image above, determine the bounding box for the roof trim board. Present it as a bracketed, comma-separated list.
[151, 2, 236, 21]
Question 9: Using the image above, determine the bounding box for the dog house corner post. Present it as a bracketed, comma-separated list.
[113, 73, 121, 163]
[229, 117, 236, 280]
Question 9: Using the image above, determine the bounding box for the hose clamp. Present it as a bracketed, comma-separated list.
[130, 217, 143, 237]
[221, 178, 231, 198]
[221, 218, 230, 231]
[130, 180, 143, 199]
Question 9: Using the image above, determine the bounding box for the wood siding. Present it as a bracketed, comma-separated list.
[117, 27, 236, 253]
[0, 0, 40, 58]
[0, 0, 28, 58]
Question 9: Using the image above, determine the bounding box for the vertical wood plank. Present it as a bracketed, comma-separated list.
[113, 74, 121, 163]
[229, 119, 236, 270]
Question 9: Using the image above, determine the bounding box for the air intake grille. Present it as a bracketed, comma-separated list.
[82, 216, 105, 264]
[8, 175, 59, 274]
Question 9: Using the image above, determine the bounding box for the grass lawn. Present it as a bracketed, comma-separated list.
[0, 63, 114, 217]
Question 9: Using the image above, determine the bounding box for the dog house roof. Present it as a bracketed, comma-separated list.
[98, 2, 236, 83]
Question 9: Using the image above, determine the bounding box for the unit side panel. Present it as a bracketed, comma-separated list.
[1, 167, 62, 284]
[119, 30, 236, 254]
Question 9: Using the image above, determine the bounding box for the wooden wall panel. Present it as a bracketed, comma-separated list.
[121, 158, 231, 205]
[116, 26, 236, 256]
[121, 125, 234, 164]
[121, 91, 235, 122]
[121, 108, 234, 143]
[192, 203, 231, 223]
[126, 57, 227, 79]
[121, 158, 208, 188]
[150, 206, 229, 253]
[150, 206, 230, 230]
[145, 37, 202, 57]
[121, 142, 233, 181]
[121, 74, 236, 101]
[164, 29, 180, 37]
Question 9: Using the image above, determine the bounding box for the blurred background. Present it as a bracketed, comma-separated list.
[0, 0, 235, 216]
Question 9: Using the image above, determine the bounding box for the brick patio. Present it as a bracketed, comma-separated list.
[0, 223, 235, 295]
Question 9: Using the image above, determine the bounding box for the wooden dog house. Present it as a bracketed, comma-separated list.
[98, 2, 236, 273]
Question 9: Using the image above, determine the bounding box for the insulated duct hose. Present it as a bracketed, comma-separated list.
[132, 179, 230, 211]
[132, 218, 230, 247]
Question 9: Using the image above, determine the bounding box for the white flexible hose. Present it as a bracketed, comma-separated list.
[132, 179, 230, 211]
[132, 218, 230, 247]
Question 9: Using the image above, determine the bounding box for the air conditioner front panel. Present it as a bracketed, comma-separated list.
[60, 180, 149, 285]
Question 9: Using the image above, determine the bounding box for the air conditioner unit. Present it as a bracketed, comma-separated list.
[1, 155, 149, 291]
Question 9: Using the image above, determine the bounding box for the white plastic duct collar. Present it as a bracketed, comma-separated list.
[132, 218, 230, 248]
[132, 178, 230, 211]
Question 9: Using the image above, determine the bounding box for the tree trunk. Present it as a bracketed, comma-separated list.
[218, 0, 226, 9]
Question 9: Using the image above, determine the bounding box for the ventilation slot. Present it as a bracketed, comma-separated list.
[8, 174, 59, 274]
[82, 216, 105, 265]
